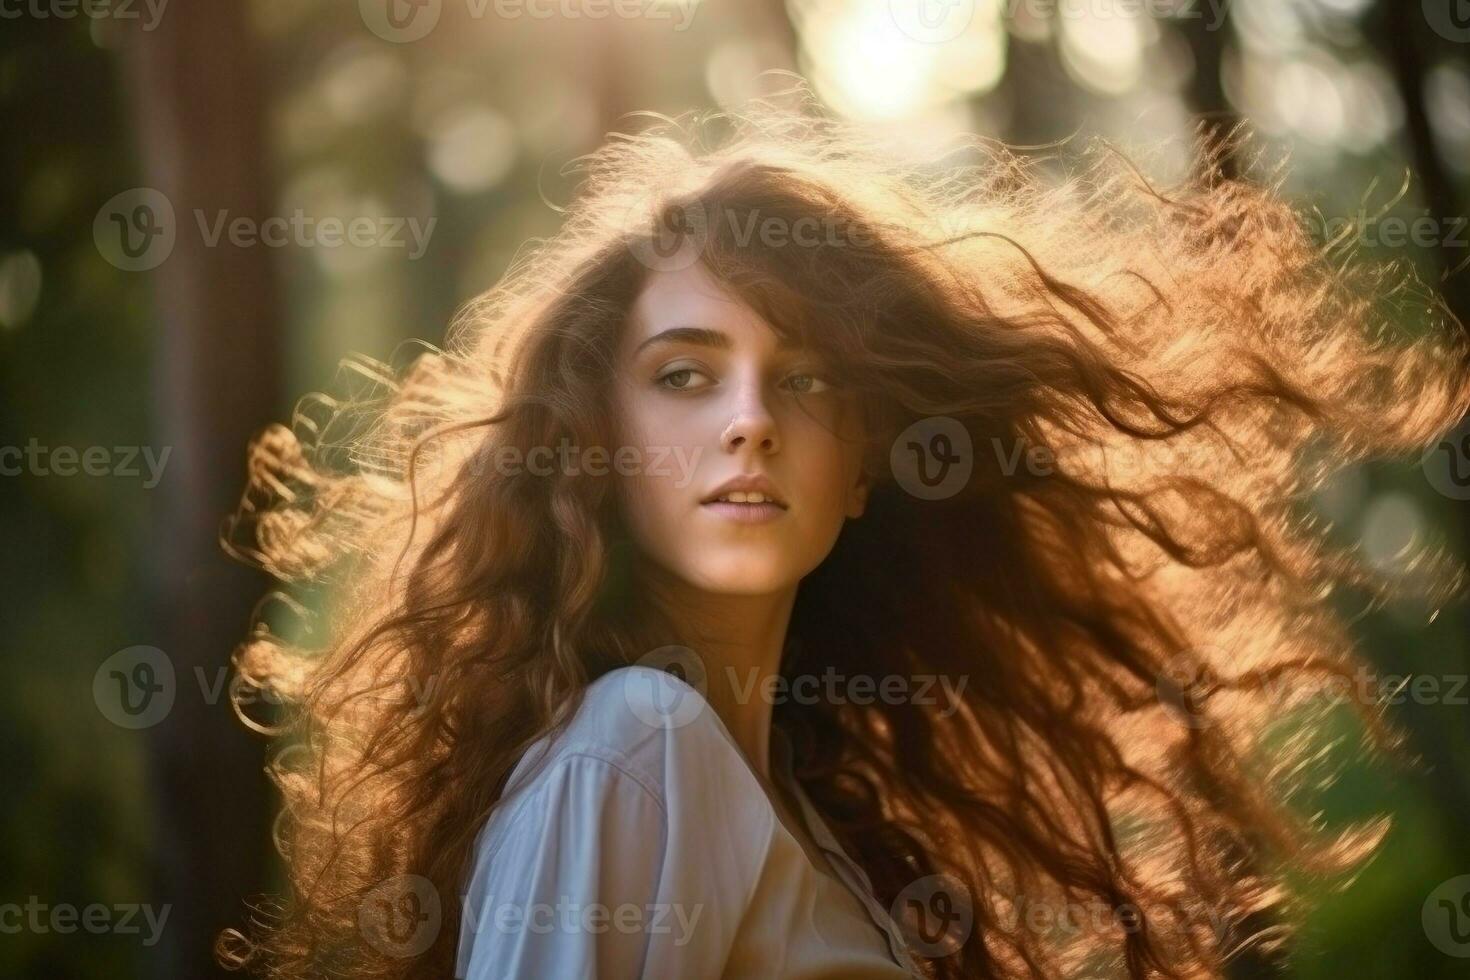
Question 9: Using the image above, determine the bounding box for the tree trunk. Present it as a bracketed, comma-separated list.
[118, 4, 280, 976]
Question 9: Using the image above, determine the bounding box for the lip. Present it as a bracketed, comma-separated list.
[700, 473, 789, 509]
[700, 500, 788, 524]
[700, 473, 789, 524]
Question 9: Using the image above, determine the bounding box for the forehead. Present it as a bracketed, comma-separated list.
[624, 262, 784, 349]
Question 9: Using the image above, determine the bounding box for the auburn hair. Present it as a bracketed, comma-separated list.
[217, 81, 1470, 978]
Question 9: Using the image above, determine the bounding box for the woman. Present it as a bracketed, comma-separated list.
[216, 83, 1470, 979]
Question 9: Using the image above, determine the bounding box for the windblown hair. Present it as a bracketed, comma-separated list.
[217, 82, 1470, 979]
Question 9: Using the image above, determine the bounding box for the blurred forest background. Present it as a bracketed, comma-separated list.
[2, 0, 1469, 977]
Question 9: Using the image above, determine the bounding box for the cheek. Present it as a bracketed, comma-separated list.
[611, 388, 691, 546]
[613, 379, 696, 462]
[788, 411, 864, 514]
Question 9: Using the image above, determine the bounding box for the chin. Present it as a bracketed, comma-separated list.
[684, 556, 801, 596]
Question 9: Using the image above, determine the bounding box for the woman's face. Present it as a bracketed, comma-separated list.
[611, 261, 869, 596]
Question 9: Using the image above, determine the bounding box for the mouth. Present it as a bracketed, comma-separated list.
[700, 497, 788, 523]
[702, 490, 788, 509]
[700, 476, 789, 523]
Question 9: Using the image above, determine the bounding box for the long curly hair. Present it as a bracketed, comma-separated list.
[216, 81, 1470, 979]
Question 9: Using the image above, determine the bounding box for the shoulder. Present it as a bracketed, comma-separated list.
[456, 668, 779, 977]
[462, 665, 778, 898]
[488, 665, 771, 833]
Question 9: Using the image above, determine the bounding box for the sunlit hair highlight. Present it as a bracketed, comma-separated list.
[217, 80, 1470, 979]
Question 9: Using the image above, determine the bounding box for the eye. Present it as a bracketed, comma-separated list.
[655, 365, 712, 391]
[782, 371, 833, 394]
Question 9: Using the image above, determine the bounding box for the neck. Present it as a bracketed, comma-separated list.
[638, 559, 796, 781]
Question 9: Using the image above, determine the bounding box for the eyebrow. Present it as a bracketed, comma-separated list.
[632, 325, 802, 357]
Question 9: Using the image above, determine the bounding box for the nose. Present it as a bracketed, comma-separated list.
[720, 376, 780, 455]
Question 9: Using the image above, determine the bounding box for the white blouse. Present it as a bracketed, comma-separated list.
[454, 664, 922, 978]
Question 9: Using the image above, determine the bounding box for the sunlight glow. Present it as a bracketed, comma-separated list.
[798, 0, 1005, 121]
[1058, 9, 1151, 96]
